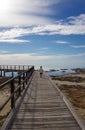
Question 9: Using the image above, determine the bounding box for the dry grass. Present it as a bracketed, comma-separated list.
[0, 76, 23, 128]
[0, 102, 11, 127]
[51, 73, 85, 120]
[0, 77, 11, 128]
[0, 77, 11, 85]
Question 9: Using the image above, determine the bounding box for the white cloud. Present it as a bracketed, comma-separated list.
[0, 28, 31, 43]
[68, 14, 85, 25]
[0, 38, 30, 43]
[0, 28, 29, 39]
[30, 14, 85, 35]
[55, 40, 69, 44]
[71, 45, 85, 48]
[0, 14, 85, 39]
[37, 47, 49, 51]
[0, 50, 10, 54]
[0, 14, 85, 43]
[0, 0, 60, 27]
[0, 52, 85, 69]
[0, 0, 85, 37]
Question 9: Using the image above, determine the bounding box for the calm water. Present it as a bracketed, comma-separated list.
[47, 69, 76, 76]
[1, 71, 18, 77]
[1, 69, 76, 77]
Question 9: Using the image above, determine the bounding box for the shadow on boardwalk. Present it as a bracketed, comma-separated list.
[1, 71, 84, 130]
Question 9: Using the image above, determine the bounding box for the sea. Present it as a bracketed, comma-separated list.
[1, 69, 76, 77]
[1, 72, 18, 77]
[47, 69, 76, 76]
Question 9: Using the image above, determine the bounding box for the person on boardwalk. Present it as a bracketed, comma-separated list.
[39, 66, 43, 78]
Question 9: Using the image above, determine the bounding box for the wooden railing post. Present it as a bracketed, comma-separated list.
[10, 79, 15, 109]
[18, 76, 21, 96]
[11, 71, 14, 77]
[26, 72, 28, 84]
[23, 73, 25, 89]
[4, 71, 5, 77]
[7, 65, 8, 70]
[0, 66, 34, 112]
[14, 65, 16, 70]
[23, 66, 24, 70]
[10, 65, 12, 70]
[19, 66, 20, 70]
[0, 70, 2, 77]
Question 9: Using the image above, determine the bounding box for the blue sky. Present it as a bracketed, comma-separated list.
[0, 0, 85, 70]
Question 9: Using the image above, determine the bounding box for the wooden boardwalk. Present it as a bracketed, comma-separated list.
[3, 71, 83, 130]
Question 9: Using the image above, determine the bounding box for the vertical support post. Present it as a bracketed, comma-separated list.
[10, 66, 12, 70]
[12, 71, 14, 77]
[23, 66, 24, 71]
[10, 79, 15, 109]
[14, 65, 16, 70]
[7, 65, 8, 70]
[1, 70, 2, 77]
[18, 76, 21, 96]
[23, 73, 25, 89]
[4, 71, 5, 77]
[0, 66, 1, 76]
[26, 72, 28, 84]
[19, 66, 20, 71]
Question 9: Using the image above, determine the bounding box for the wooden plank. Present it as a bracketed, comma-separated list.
[2, 71, 82, 130]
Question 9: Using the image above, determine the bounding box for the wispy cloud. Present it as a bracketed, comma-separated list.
[0, 38, 30, 43]
[0, 0, 61, 27]
[0, 50, 10, 54]
[0, 27, 31, 43]
[0, 52, 85, 69]
[0, 28, 28, 39]
[0, 14, 85, 38]
[55, 40, 69, 44]
[0, 14, 85, 43]
[67, 14, 85, 25]
[37, 47, 49, 51]
[71, 45, 85, 48]
[0, 52, 85, 61]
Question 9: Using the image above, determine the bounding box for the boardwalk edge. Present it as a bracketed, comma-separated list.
[48, 74, 85, 130]
[1, 73, 34, 130]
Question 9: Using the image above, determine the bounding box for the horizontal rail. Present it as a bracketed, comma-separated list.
[0, 66, 34, 111]
[0, 65, 33, 71]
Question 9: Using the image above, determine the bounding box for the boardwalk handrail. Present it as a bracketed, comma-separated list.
[0, 65, 33, 71]
[0, 66, 34, 111]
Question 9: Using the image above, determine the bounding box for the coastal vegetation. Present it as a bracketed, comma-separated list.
[0, 68, 85, 128]
[51, 69, 85, 120]
[0, 77, 11, 127]
[0, 77, 11, 86]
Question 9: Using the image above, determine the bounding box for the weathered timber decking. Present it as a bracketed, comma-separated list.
[2, 71, 83, 130]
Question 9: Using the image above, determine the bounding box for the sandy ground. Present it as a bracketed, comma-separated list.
[0, 77, 23, 127]
[51, 73, 85, 120]
[0, 77, 11, 127]
[0, 73, 85, 127]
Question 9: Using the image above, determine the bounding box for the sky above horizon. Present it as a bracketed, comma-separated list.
[0, 0, 85, 70]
